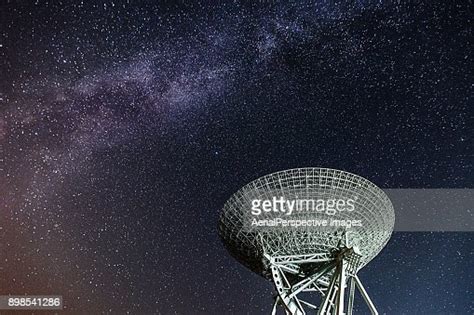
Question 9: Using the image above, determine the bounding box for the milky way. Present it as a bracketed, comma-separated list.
[1, 1, 472, 314]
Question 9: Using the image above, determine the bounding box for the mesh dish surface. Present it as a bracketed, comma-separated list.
[219, 168, 395, 278]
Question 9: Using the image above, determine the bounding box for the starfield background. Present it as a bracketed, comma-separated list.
[0, 1, 472, 314]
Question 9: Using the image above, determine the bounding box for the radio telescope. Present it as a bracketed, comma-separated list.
[219, 168, 394, 314]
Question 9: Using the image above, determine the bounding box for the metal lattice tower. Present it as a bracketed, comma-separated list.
[219, 168, 395, 314]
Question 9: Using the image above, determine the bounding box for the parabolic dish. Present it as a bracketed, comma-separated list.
[219, 168, 395, 278]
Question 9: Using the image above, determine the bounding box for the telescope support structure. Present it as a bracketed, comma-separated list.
[267, 247, 378, 315]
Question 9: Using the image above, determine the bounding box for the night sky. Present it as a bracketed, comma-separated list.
[0, 1, 472, 314]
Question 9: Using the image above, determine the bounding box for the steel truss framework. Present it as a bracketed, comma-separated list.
[268, 246, 378, 315]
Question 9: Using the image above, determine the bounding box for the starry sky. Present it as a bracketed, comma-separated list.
[0, 1, 472, 314]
